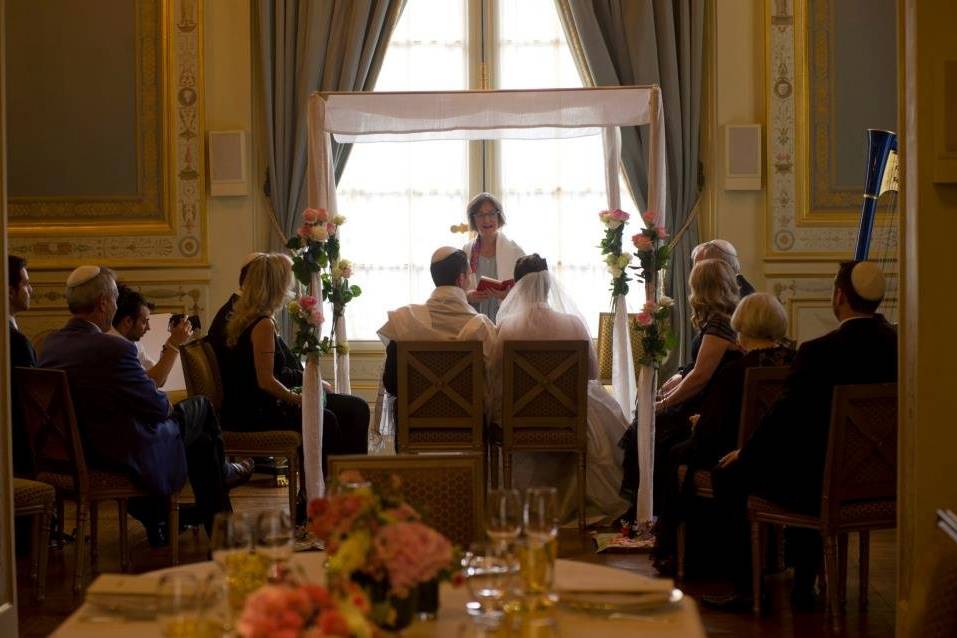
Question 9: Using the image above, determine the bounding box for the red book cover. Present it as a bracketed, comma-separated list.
[477, 276, 515, 292]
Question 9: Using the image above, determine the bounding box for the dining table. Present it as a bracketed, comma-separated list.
[53, 551, 707, 637]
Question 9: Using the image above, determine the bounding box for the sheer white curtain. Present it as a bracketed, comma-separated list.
[337, 0, 643, 339]
[337, 0, 469, 340]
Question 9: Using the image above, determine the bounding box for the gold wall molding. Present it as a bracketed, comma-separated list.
[8, 0, 206, 268]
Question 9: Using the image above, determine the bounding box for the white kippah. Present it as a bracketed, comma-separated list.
[242, 252, 264, 267]
[66, 265, 102, 288]
[431, 246, 459, 264]
[851, 262, 885, 301]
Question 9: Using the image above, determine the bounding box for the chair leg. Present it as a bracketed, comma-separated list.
[89, 502, 99, 574]
[73, 500, 89, 596]
[489, 445, 499, 489]
[750, 520, 763, 615]
[859, 530, 870, 610]
[676, 522, 686, 584]
[773, 526, 786, 572]
[503, 449, 513, 489]
[117, 499, 130, 573]
[29, 514, 41, 590]
[169, 497, 180, 566]
[824, 534, 841, 625]
[577, 451, 587, 533]
[56, 497, 65, 548]
[288, 450, 299, 518]
[37, 508, 51, 602]
[838, 532, 848, 607]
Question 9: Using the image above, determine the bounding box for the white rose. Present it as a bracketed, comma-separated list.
[609, 266, 623, 278]
[659, 295, 674, 307]
[617, 254, 632, 268]
[606, 220, 622, 230]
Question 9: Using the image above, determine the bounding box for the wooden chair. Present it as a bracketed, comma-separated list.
[396, 341, 485, 455]
[327, 453, 484, 548]
[675, 366, 790, 581]
[491, 340, 588, 531]
[13, 478, 55, 602]
[16, 368, 182, 594]
[179, 338, 301, 517]
[748, 383, 897, 622]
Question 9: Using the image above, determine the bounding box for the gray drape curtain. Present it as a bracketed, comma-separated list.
[555, 0, 704, 367]
[255, 0, 403, 242]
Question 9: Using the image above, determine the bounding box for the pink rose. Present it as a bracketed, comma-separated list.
[303, 208, 320, 224]
[656, 225, 668, 239]
[642, 210, 657, 225]
[642, 301, 657, 314]
[297, 224, 311, 239]
[632, 233, 653, 252]
[314, 208, 330, 224]
[299, 296, 319, 311]
[636, 312, 654, 327]
[309, 307, 324, 327]
[611, 208, 630, 221]
[326, 223, 337, 236]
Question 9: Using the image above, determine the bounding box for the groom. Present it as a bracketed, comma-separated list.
[378, 246, 497, 409]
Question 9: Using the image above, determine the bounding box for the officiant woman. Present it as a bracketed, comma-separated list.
[462, 192, 526, 322]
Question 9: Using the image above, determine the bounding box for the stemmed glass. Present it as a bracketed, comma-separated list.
[256, 509, 294, 579]
[523, 487, 559, 600]
[157, 572, 200, 637]
[210, 512, 263, 613]
[486, 489, 523, 544]
[523, 487, 559, 542]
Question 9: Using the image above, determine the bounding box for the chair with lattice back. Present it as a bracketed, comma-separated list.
[16, 367, 182, 594]
[179, 338, 301, 517]
[675, 365, 790, 582]
[396, 341, 485, 455]
[748, 383, 897, 623]
[491, 340, 588, 530]
[327, 453, 484, 548]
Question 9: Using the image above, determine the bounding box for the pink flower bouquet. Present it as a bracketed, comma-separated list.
[236, 580, 375, 638]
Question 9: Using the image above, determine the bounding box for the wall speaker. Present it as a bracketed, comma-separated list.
[724, 124, 762, 190]
[208, 130, 248, 196]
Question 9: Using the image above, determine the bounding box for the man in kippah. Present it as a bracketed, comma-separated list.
[376, 247, 497, 444]
[40, 266, 242, 546]
[707, 260, 897, 611]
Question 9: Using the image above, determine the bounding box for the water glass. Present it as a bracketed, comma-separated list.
[157, 572, 202, 637]
[486, 489, 523, 544]
[210, 512, 266, 612]
[464, 541, 518, 626]
[256, 509, 294, 576]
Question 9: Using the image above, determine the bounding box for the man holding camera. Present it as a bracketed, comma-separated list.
[108, 284, 193, 387]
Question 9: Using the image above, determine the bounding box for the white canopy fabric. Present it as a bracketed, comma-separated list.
[307, 86, 665, 522]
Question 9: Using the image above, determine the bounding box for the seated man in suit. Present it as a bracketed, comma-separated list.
[692, 239, 756, 298]
[376, 247, 497, 438]
[708, 260, 898, 610]
[40, 266, 251, 545]
[209, 253, 370, 458]
[8, 255, 36, 477]
[109, 284, 194, 387]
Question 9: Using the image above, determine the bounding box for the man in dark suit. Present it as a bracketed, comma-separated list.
[8, 255, 37, 477]
[40, 266, 247, 544]
[707, 260, 898, 610]
[209, 254, 370, 458]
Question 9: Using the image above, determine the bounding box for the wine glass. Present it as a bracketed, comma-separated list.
[157, 571, 200, 637]
[523, 487, 559, 542]
[486, 489, 522, 544]
[210, 512, 263, 613]
[523, 487, 559, 599]
[256, 509, 294, 578]
[463, 541, 517, 627]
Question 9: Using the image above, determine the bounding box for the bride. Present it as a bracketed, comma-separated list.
[492, 254, 630, 525]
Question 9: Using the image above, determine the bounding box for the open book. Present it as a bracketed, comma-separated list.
[477, 276, 515, 292]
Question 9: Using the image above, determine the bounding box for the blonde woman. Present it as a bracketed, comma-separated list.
[620, 258, 743, 511]
[220, 253, 367, 500]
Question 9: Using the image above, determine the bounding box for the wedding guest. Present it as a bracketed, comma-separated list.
[708, 261, 897, 611]
[208, 252, 263, 355]
[109, 284, 193, 387]
[652, 293, 795, 573]
[462, 193, 525, 322]
[378, 247, 497, 437]
[493, 254, 629, 524]
[8, 255, 36, 476]
[692, 239, 755, 297]
[220, 254, 369, 479]
[41, 266, 245, 544]
[620, 259, 742, 508]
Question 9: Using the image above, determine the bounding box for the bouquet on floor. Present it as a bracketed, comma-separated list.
[307, 473, 460, 630]
[599, 208, 633, 300]
[236, 578, 376, 638]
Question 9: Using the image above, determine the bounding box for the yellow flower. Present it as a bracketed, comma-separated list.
[328, 529, 371, 576]
[332, 214, 347, 226]
[310, 224, 329, 242]
[286, 300, 301, 316]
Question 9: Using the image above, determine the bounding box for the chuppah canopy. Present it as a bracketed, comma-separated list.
[307, 86, 666, 523]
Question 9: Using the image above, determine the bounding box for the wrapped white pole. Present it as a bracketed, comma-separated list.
[334, 315, 351, 394]
[635, 86, 665, 523]
[602, 127, 637, 422]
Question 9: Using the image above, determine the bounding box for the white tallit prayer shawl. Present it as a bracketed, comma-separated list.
[308, 86, 667, 522]
[462, 232, 526, 290]
[377, 286, 496, 439]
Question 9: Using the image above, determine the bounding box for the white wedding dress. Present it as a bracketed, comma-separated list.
[492, 272, 630, 525]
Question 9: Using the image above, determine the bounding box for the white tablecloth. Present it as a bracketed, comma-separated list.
[53, 553, 705, 638]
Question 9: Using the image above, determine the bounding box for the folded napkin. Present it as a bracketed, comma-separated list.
[555, 561, 674, 594]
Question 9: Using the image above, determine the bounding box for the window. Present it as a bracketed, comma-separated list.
[338, 0, 641, 340]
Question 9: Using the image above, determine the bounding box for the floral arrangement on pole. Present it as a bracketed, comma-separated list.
[599, 208, 633, 300]
[286, 208, 361, 357]
[237, 579, 376, 638]
[630, 211, 675, 366]
[308, 473, 460, 630]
